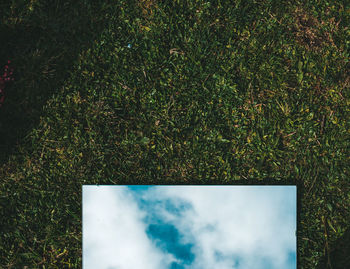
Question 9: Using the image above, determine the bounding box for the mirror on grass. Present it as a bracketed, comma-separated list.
[82, 185, 296, 269]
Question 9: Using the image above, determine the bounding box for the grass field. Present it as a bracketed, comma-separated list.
[0, 0, 349, 268]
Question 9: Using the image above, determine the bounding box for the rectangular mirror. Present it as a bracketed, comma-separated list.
[83, 185, 296, 269]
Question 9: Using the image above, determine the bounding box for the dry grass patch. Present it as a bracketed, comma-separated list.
[290, 6, 340, 52]
[137, 0, 158, 18]
[135, 0, 159, 33]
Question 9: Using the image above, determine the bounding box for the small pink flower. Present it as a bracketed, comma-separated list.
[0, 59, 15, 107]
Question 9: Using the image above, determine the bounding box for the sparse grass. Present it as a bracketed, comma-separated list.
[0, 0, 349, 268]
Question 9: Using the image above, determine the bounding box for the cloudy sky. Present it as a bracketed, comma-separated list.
[83, 185, 296, 269]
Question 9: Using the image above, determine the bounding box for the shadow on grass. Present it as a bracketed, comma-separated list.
[0, 0, 115, 165]
[315, 227, 350, 269]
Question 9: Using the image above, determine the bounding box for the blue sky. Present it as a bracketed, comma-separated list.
[83, 186, 296, 269]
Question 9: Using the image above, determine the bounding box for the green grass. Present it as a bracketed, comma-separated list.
[0, 0, 349, 268]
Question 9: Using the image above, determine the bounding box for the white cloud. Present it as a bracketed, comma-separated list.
[83, 186, 296, 269]
[142, 186, 296, 269]
[83, 186, 177, 269]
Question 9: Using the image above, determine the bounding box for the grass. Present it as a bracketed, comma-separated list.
[0, 0, 349, 268]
